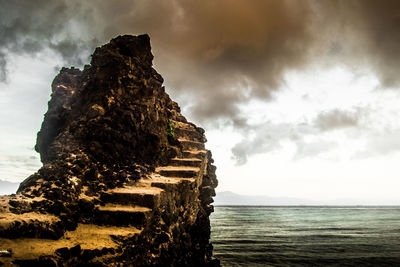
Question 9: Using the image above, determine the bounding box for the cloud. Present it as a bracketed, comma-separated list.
[355, 130, 400, 158]
[4, 0, 400, 119]
[0, 52, 6, 82]
[0, 154, 41, 182]
[0, 0, 98, 81]
[3, 1, 400, 108]
[1, 0, 315, 119]
[314, 109, 359, 131]
[231, 124, 285, 165]
[356, 0, 400, 88]
[231, 122, 318, 165]
[231, 108, 365, 164]
[89, 0, 316, 124]
[294, 140, 337, 160]
[315, 0, 400, 88]
[3, 0, 400, 165]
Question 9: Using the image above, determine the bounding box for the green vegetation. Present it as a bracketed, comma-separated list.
[166, 119, 175, 139]
[159, 146, 165, 159]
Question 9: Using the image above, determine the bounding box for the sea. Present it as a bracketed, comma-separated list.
[210, 206, 400, 266]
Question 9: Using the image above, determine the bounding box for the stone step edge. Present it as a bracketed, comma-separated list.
[155, 166, 200, 172]
[105, 186, 164, 195]
[0, 223, 141, 262]
[171, 157, 202, 162]
[177, 138, 204, 144]
[96, 204, 152, 213]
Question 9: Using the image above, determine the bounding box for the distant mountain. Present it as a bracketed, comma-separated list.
[214, 191, 320, 206]
[0, 180, 19, 195]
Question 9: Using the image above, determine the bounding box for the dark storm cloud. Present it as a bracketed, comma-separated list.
[3, 0, 400, 163]
[316, 0, 400, 88]
[0, 0, 98, 81]
[0, 52, 7, 81]
[0, 0, 315, 118]
[66, 0, 315, 125]
[355, 0, 400, 88]
[4, 0, 400, 116]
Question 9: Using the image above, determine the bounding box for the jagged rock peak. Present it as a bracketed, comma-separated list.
[92, 34, 155, 68]
[0, 34, 219, 266]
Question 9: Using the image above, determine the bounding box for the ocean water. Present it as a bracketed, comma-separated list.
[210, 206, 400, 266]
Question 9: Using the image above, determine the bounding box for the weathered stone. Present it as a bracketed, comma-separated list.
[0, 34, 218, 266]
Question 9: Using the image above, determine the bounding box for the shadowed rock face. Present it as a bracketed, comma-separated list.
[0, 35, 219, 266]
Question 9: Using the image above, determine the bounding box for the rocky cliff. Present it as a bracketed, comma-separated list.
[0, 35, 219, 266]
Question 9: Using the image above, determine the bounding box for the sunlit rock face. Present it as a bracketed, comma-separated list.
[0, 34, 219, 266]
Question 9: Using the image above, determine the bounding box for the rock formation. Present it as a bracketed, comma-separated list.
[0, 35, 219, 266]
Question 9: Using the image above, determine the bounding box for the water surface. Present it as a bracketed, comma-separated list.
[210, 206, 400, 266]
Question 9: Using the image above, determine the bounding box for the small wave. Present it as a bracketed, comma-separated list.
[286, 227, 367, 231]
[211, 206, 400, 266]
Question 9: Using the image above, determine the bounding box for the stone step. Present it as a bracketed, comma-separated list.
[182, 150, 207, 159]
[0, 212, 64, 239]
[0, 224, 140, 265]
[156, 166, 200, 178]
[178, 139, 205, 150]
[134, 174, 197, 194]
[94, 204, 151, 227]
[174, 127, 203, 142]
[101, 186, 163, 208]
[170, 158, 202, 167]
[140, 175, 194, 190]
[171, 120, 196, 130]
[151, 178, 196, 190]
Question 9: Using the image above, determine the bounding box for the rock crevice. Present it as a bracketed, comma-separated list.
[0, 34, 219, 266]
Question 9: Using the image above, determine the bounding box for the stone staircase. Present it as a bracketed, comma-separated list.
[93, 119, 208, 229]
[0, 119, 212, 265]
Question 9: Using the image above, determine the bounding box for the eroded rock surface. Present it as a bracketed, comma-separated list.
[0, 34, 219, 266]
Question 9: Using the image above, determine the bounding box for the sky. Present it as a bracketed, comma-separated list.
[1, 0, 400, 204]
